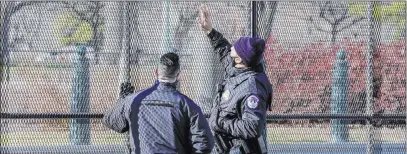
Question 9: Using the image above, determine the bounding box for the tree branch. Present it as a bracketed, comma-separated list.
[337, 14, 351, 24]
[309, 17, 330, 34]
[94, 3, 104, 26]
[90, 3, 98, 23]
[338, 17, 365, 32]
[90, 2, 103, 25]
[63, 2, 92, 24]
[319, 2, 334, 25]
[342, 6, 349, 17]
[73, 8, 91, 23]
[10, 1, 41, 14]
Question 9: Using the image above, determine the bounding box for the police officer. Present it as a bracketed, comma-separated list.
[197, 5, 273, 154]
[102, 52, 214, 154]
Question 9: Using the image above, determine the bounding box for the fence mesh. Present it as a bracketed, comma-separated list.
[1, 1, 406, 153]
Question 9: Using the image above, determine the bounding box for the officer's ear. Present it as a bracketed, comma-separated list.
[154, 69, 158, 77]
[176, 71, 181, 80]
[235, 57, 243, 64]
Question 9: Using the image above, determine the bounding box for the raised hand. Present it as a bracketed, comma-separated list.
[197, 4, 213, 34]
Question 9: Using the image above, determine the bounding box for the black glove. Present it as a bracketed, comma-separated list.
[209, 107, 223, 132]
[119, 82, 135, 99]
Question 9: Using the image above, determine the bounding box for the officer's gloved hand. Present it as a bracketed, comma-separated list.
[119, 82, 135, 99]
[209, 107, 223, 132]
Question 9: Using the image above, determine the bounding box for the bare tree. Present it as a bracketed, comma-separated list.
[62, 2, 104, 64]
[1, 1, 43, 133]
[1, 1, 43, 82]
[309, 1, 365, 44]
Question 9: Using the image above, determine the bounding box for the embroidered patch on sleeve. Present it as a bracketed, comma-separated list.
[246, 95, 259, 109]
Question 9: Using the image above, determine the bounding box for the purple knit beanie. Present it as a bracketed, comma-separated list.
[233, 37, 265, 67]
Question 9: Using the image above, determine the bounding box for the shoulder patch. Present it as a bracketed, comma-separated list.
[246, 95, 259, 109]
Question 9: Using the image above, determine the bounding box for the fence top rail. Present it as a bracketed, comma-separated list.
[1, 113, 405, 119]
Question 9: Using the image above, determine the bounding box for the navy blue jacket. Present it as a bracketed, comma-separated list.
[103, 81, 214, 154]
[208, 29, 273, 154]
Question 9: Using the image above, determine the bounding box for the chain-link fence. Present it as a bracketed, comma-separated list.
[1, 1, 406, 154]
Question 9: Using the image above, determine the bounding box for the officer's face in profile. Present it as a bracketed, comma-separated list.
[230, 46, 244, 68]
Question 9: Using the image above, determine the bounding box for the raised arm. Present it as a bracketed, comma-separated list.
[102, 82, 135, 133]
[102, 97, 130, 133]
[197, 5, 233, 74]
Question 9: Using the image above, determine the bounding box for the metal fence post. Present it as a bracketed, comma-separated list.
[119, 2, 132, 153]
[330, 50, 349, 142]
[366, 2, 378, 154]
[2, 3, 12, 82]
[251, 1, 257, 38]
[251, 1, 267, 72]
[69, 45, 90, 145]
[119, 1, 131, 84]
[164, 0, 172, 51]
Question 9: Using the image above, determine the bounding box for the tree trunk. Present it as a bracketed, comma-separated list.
[1, 1, 12, 134]
[331, 24, 338, 45]
[1, 2, 10, 83]
[89, 2, 102, 65]
[2, 2, 14, 83]
[372, 1, 382, 105]
[92, 25, 99, 64]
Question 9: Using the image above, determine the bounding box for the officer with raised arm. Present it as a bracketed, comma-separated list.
[197, 5, 273, 154]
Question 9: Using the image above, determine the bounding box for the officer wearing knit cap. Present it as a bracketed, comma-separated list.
[198, 4, 273, 154]
[232, 37, 266, 68]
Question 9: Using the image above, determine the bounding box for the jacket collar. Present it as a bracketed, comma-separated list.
[156, 80, 178, 91]
[230, 62, 264, 77]
[226, 69, 257, 90]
